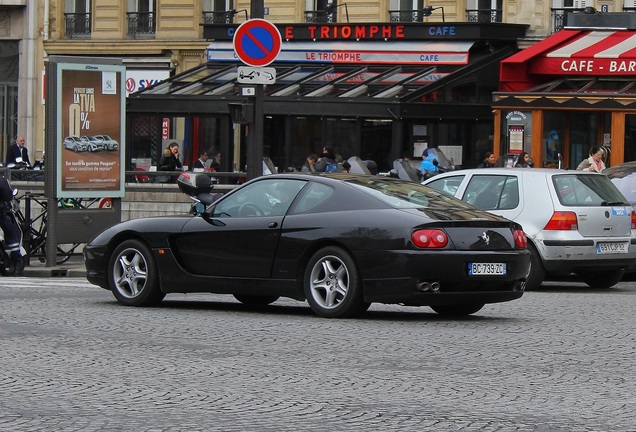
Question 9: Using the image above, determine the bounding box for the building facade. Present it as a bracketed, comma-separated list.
[1, 0, 631, 169]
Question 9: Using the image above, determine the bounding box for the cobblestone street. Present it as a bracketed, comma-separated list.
[1, 278, 635, 431]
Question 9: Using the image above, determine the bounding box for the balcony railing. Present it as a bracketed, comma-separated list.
[304, 10, 337, 23]
[550, 8, 585, 33]
[203, 10, 236, 24]
[388, 10, 426, 22]
[466, 9, 503, 23]
[127, 11, 156, 39]
[64, 13, 91, 39]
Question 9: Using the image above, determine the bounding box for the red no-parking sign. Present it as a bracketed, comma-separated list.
[233, 19, 282, 67]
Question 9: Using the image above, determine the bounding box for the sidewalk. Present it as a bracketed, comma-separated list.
[22, 255, 87, 278]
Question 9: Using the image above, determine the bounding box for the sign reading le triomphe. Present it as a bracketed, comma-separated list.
[233, 18, 281, 84]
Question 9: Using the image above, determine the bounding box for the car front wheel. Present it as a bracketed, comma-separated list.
[304, 246, 370, 318]
[108, 239, 165, 306]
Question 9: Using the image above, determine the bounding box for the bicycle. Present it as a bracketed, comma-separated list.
[13, 192, 82, 265]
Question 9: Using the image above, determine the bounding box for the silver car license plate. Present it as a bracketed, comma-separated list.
[596, 242, 629, 254]
[468, 263, 506, 276]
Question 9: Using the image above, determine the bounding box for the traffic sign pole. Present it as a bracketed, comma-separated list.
[248, 0, 264, 181]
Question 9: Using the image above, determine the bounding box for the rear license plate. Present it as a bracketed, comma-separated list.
[596, 242, 629, 254]
[468, 263, 506, 276]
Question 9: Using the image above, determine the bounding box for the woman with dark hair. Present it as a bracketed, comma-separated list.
[576, 146, 606, 173]
[515, 152, 533, 168]
[158, 142, 183, 182]
[479, 151, 497, 168]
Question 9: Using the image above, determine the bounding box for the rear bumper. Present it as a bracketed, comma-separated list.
[537, 239, 636, 274]
[360, 249, 530, 306]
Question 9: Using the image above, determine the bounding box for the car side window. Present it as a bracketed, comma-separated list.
[212, 179, 306, 217]
[499, 177, 519, 210]
[290, 182, 334, 214]
[463, 175, 518, 210]
[425, 175, 465, 196]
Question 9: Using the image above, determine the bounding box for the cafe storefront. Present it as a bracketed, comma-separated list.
[493, 13, 636, 169]
[126, 22, 527, 174]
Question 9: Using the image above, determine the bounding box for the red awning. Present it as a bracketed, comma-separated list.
[499, 30, 584, 92]
[530, 30, 636, 75]
[500, 29, 636, 92]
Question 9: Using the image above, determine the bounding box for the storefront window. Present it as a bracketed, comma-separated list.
[567, 112, 608, 170]
[543, 111, 565, 168]
[625, 114, 636, 163]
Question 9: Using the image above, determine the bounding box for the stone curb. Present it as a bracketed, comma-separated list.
[22, 265, 87, 278]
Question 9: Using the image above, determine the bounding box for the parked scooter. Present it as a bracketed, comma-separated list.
[176, 172, 223, 215]
[390, 147, 455, 183]
[0, 188, 27, 276]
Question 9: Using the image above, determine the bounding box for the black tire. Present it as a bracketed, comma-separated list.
[580, 269, 625, 289]
[0, 252, 12, 276]
[526, 243, 545, 291]
[430, 303, 485, 316]
[233, 294, 279, 306]
[107, 239, 165, 306]
[303, 246, 370, 318]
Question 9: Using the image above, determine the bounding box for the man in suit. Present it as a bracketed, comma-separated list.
[6, 136, 30, 167]
[192, 150, 209, 170]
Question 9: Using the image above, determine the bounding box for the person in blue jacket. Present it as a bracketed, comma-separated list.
[419, 148, 439, 173]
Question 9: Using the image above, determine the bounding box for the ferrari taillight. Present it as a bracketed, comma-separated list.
[544, 211, 578, 231]
[513, 229, 527, 248]
[411, 229, 448, 248]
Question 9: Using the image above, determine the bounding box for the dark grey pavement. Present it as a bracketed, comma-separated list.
[1, 278, 636, 431]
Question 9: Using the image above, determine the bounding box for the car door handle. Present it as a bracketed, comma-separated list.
[268, 222, 278, 228]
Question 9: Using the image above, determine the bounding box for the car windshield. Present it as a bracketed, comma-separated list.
[553, 174, 628, 206]
[346, 177, 475, 209]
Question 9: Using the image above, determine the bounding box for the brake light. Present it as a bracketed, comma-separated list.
[632, 211, 636, 230]
[544, 211, 578, 231]
[513, 229, 527, 248]
[411, 229, 448, 248]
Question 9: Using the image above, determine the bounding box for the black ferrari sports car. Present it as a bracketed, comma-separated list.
[84, 172, 530, 318]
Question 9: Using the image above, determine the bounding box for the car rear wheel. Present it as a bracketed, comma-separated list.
[430, 303, 485, 316]
[108, 239, 165, 306]
[304, 246, 370, 318]
[233, 294, 279, 305]
[579, 269, 624, 288]
[526, 243, 545, 291]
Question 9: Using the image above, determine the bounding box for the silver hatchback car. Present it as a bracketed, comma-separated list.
[423, 168, 636, 290]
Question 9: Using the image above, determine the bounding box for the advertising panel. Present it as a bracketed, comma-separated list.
[56, 63, 125, 198]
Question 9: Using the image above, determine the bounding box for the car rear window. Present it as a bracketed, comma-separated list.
[553, 174, 628, 206]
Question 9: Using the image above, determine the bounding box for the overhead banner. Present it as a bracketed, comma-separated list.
[207, 41, 473, 65]
[55, 61, 126, 198]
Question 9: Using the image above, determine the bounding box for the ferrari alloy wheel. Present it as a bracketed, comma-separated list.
[304, 246, 370, 318]
[108, 239, 165, 306]
[430, 303, 485, 316]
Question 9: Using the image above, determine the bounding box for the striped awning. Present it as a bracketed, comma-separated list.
[530, 30, 636, 75]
